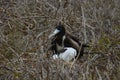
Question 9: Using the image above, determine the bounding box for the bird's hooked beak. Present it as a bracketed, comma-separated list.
[49, 29, 60, 39]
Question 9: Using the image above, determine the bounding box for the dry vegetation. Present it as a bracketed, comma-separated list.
[0, 0, 120, 80]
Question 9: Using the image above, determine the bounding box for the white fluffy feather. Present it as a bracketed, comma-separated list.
[52, 47, 77, 62]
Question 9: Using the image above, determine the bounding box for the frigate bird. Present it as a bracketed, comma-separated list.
[49, 25, 89, 61]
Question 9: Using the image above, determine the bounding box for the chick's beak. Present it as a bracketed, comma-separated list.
[48, 29, 60, 39]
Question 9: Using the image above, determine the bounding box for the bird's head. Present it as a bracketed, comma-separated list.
[49, 25, 65, 39]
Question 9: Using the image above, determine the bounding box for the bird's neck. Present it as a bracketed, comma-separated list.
[56, 35, 66, 52]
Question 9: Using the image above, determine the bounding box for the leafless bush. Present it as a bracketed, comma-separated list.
[0, 0, 120, 80]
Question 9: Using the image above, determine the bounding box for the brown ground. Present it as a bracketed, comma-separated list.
[0, 0, 120, 80]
